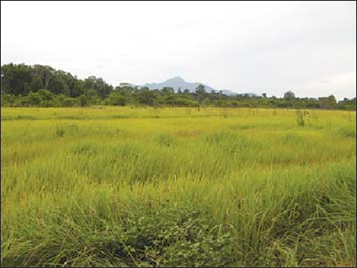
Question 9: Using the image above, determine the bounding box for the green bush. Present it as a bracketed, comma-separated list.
[79, 94, 89, 107]
[105, 93, 128, 106]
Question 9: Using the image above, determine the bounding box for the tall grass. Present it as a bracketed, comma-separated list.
[1, 107, 356, 267]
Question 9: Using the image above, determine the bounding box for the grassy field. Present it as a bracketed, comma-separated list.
[1, 107, 356, 267]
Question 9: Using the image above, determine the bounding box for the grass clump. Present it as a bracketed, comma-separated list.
[295, 110, 310, 126]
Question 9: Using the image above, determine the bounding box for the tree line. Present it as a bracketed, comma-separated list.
[1, 63, 356, 110]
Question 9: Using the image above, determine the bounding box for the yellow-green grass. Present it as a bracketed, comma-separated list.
[1, 107, 356, 267]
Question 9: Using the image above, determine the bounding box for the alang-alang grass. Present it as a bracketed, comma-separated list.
[1, 107, 356, 267]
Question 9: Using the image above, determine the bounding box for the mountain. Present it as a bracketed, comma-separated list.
[142, 76, 236, 95]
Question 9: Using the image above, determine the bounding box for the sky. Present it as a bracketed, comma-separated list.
[1, 1, 356, 99]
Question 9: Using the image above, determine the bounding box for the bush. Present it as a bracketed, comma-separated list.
[111, 205, 238, 267]
[105, 93, 128, 106]
[62, 97, 77, 107]
[27, 91, 42, 106]
[79, 94, 89, 107]
[296, 110, 309, 126]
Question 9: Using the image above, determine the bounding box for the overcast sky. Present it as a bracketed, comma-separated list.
[1, 1, 356, 99]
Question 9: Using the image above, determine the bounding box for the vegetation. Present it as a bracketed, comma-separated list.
[2, 63, 356, 110]
[1, 107, 356, 267]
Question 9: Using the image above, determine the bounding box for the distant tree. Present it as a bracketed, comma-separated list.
[134, 88, 157, 106]
[161, 87, 174, 95]
[1, 63, 33, 95]
[84, 76, 113, 99]
[196, 84, 206, 105]
[32, 65, 56, 90]
[318, 95, 337, 109]
[338, 97, 356, 110]
[54, 70, 82, 97]
[29, 74, 44, 92]
[196, 84, 206, 95]
[284, 91, 296, 100]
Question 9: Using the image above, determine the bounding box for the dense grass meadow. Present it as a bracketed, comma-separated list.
[1, 107, 356, 267]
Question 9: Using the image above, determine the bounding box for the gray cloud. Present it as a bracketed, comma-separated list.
[1, 1, 355, 99]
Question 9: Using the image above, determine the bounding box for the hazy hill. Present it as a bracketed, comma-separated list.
[142, 76, 236, 95]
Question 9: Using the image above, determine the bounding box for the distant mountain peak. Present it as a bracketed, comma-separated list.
[168, 76, 185, 82]
[143, 76, 215, 93]
[142, 77, 237, 96]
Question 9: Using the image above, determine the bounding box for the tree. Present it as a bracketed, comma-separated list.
[134, 88, 158, 106]
[196, 84, 206, 95]
[1, 63, 33, 95]
[161, 87, 174, 95]
[183, 89, 190, 94]
[29, 74, 44, 92]
[84, 76, 113, 99]
[196, 84, 206, 104]
[284, 91, 296, 100]
[32, 65, 56, 91]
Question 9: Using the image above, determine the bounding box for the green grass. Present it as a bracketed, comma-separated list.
[1, 107, 356, 267]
